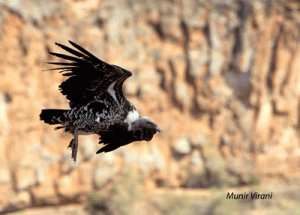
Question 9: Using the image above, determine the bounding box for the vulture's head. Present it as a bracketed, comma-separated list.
[131, 116, 161, 141]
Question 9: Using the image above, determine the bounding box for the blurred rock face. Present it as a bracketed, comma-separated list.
[1, 0, 300, 211]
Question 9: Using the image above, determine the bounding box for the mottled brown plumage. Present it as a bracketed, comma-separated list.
[40, 41, 160, 162]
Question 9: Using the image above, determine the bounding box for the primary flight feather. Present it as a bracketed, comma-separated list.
[40, 41, 161, 162]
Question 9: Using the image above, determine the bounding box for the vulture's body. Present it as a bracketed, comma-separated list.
[40, 41, 160, 162]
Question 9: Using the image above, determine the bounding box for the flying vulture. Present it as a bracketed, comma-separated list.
[40, 41, 161, 162]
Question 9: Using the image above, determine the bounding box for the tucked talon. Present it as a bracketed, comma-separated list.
[71, 129, 79, 162]
[68, 139, 74, 149]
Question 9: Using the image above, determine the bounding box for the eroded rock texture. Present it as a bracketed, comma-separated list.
[0, 0, 300, 211]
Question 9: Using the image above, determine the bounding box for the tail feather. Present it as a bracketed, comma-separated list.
[40, 109, 67, 125]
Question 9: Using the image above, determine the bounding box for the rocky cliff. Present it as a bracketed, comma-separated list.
[1, 0, 300, 211]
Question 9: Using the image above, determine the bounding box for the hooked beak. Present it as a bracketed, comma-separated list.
[155, 125, 161, 132]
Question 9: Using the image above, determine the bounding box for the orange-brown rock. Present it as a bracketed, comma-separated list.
[1, 0, 300, 211]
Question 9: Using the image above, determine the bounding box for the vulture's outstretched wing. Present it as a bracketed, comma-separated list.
[46, 41, 132, 108]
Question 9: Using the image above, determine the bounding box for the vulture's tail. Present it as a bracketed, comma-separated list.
[40, 109, 67, 125]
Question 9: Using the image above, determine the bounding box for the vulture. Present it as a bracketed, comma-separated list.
[40, 41, 161, 162]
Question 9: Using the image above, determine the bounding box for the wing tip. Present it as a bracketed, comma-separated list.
[55, 42, 66, 49]
[68, 40, 79, 48]
[48, 51, 59, 57]
[53, 41, 77, 48]
[96, 148, 106, 154]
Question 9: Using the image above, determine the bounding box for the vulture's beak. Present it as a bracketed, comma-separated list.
[155, 125, 161, 132]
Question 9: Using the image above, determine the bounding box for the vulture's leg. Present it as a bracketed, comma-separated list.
[69, 128, 79, 163]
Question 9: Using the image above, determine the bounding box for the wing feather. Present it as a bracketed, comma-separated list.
[46, 62, 79, 66]
[45, 41, 132, 108]
[68, 40, 100, 62]
[49, 52, 88, 64]
[42, 67, 77, 72]
[55, 42, 86, 58]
